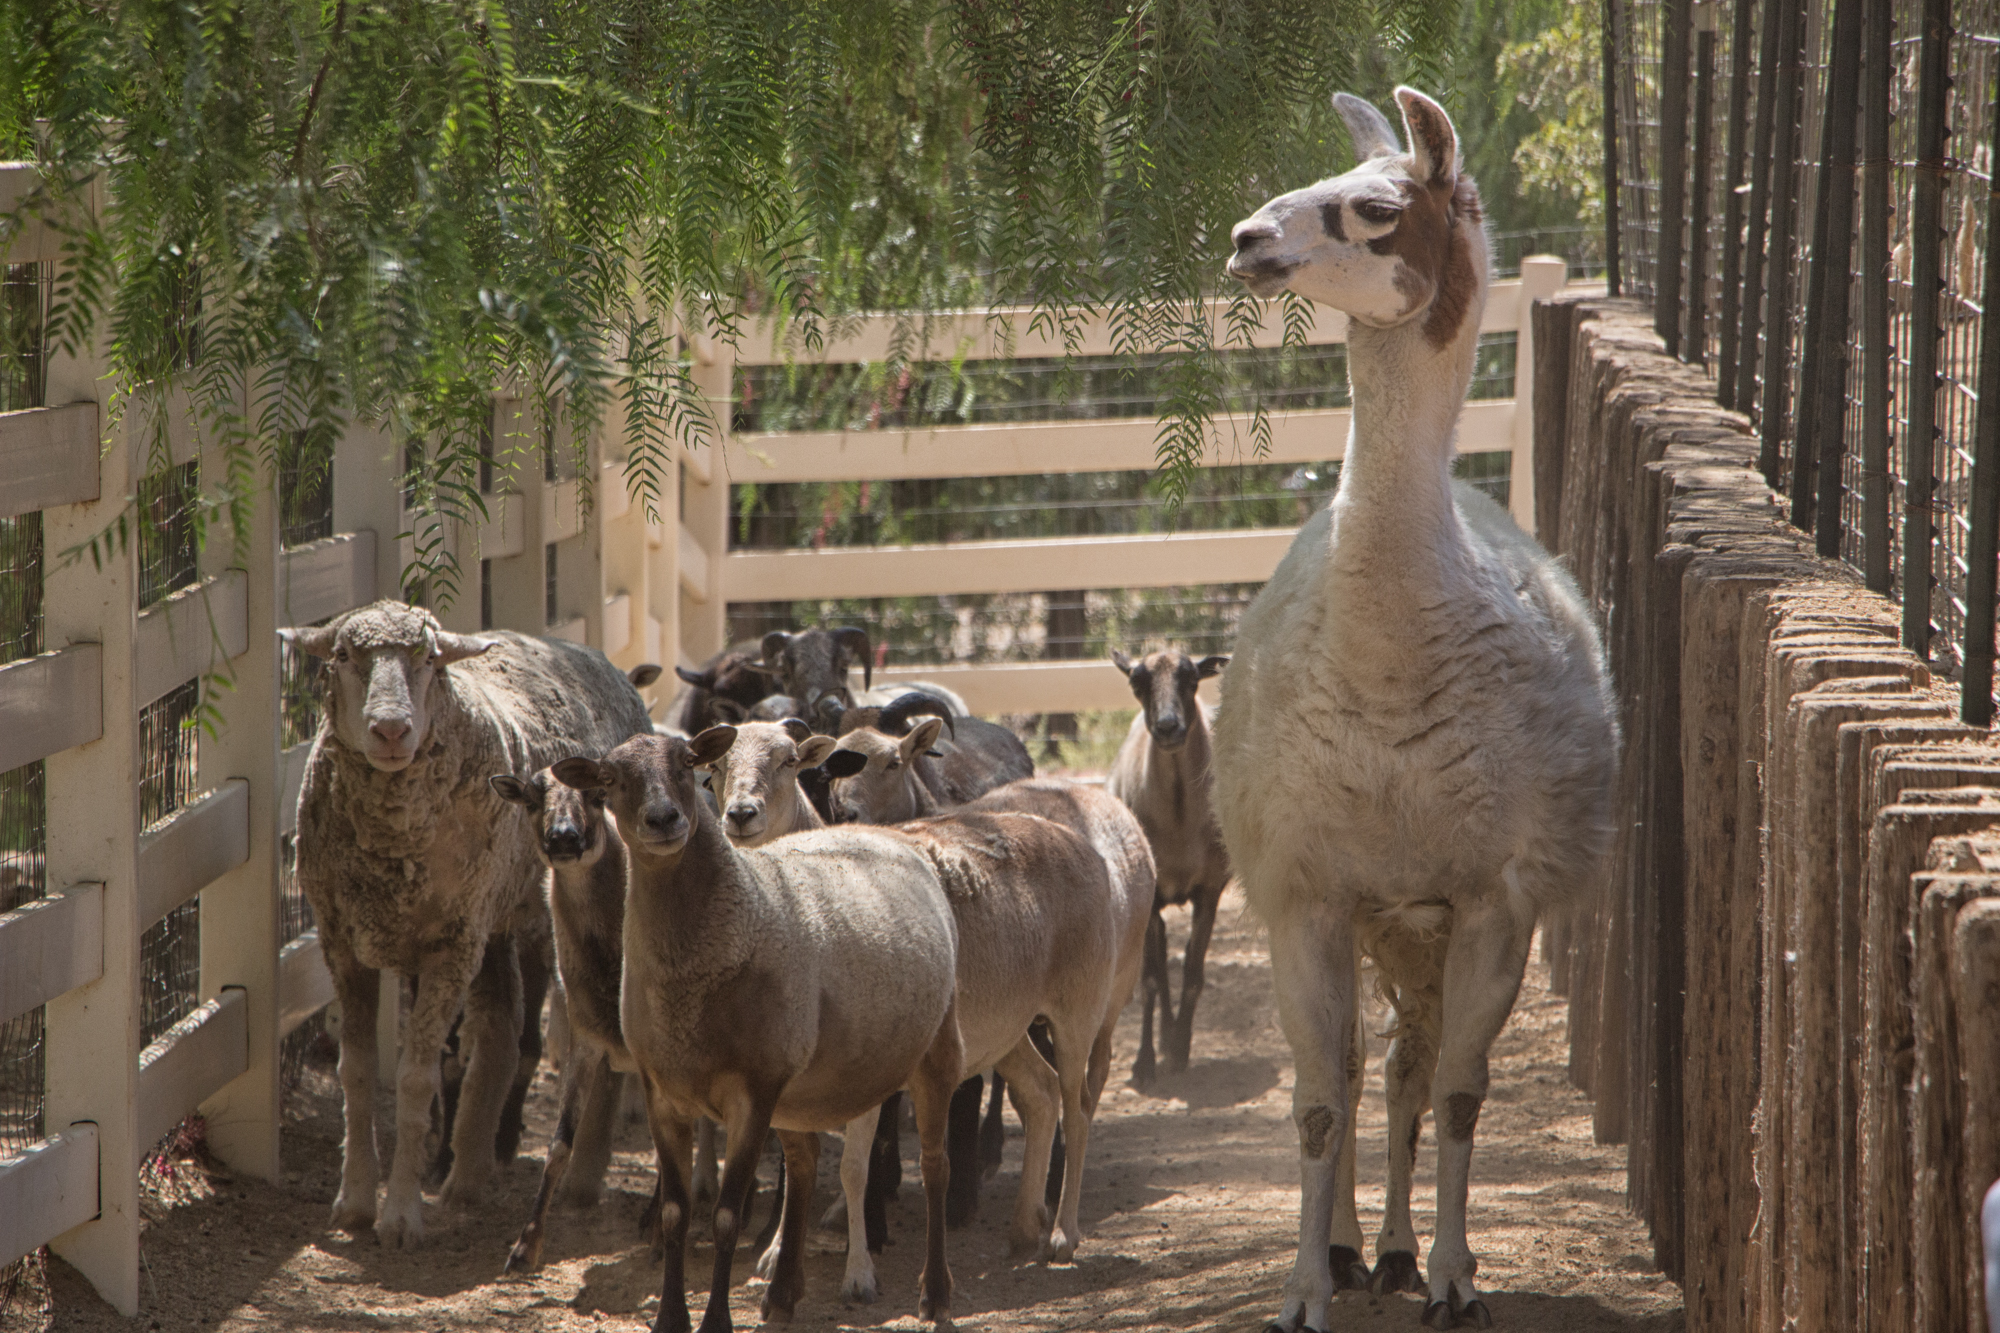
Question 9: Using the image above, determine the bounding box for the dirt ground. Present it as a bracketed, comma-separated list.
[32, 886, 1684, 1333]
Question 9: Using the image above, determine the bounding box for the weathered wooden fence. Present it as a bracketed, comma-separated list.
[1536, 292, 2000, 1333]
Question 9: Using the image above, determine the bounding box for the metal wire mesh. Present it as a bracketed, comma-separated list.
[1616, 0, 1666, 295]
[0, 495, 47, 1162]
[138, 461, 200, 610]
[280, 431, 334, 549]
[0, 262, 48, 414]
[138, 680, 203, 1047]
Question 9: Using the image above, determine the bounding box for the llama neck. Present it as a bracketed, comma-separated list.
[1332, 315, 1481, 570]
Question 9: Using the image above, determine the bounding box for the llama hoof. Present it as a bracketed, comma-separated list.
[840, 1269, 880, 1304]
[1006, 1227, 1044, 1260]
[1459, 1299, 1493, 1329]
[329, 1192, 376, 1233]
[1422, 1299, 1457, 1329]
[1330, 1245, 1371, 1290]
[1371, 1249, 1425, 1295]
[439, 1163, 493, 1208]
[375, 1193, 425, 1250]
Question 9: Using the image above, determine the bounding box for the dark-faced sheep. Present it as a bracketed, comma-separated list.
[1106, 648, 1232, 1084]
[283, 600, 653, 1249]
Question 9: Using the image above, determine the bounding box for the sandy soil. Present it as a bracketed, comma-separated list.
[33, 886, 1684, 1333]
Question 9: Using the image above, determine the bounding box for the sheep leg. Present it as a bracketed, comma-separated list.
[1045, 1018, 1096, 1264]
[328, 948, 382, 1232]
[1165, 882, 1222, 1073]
[1133, 908, 1168, 1086]
[559, 1066, 624, 1207]
[1031, 1022, 1065, 1212]
[1328, 1006, 1370, 1291]
[640, 1079, 696, 1333]
[760, 1129, 819, 1322]
[837, 1104, 884, 1302]
[864, 1094, 900, 1249]
[441, 933, 525, 1208]
[944, 1075, 984, 1226]
[911, 1005, 965, 1323]
[1373, 1016, 1437, 1296]
[381, 946, 483, 1248]
[499, 925, 554, 1166]
[979, 1073, 1007, 1180]
[1264, 912, 1360, 1333]
[693, 1119, 720, 1203]
[1421, 882, 1535, 1331]
[994, 1037, 1059, 1259]
[699, 1094, 776, 1333]
[506, 1045, 608, 1273]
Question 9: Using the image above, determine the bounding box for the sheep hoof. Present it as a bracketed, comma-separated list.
[1371, 1250, 1424, 1295]
[503, 1232, 542, 1274]
[439, 1164, 492, 1209]
[1131, 1050, 1156, 1088]
[757, 1291, 795, 1323]
[329, 1195, 376, 1233]
[1330, 1245, 1371, 1290]
[1006, 1228, 1043, 1260]
[840, 1271, 879, 1305]
[375, 1196, 424, 1250]
[1047, 1228, 1079, 1264]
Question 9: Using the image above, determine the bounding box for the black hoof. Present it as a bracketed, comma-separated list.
[1371, 1249, 1425, 1295]
[1330, 1245, 1370, 1291]
[1460, 1299, 1493, 1329]
[1133, 1050, 1156, 1087]
[1422, 1300, 1457, 1330]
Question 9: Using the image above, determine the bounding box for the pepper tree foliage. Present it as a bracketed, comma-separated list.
[0, 0, 1468, 605]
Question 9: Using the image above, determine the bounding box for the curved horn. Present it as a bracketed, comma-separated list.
[878, 690, 957, 739]
[833, 626, 873, 690]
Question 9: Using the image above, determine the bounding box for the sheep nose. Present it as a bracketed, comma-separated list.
[1232, 220, 1279, 252]
[640, 805, 686, 840]
[545, 826, 585, 858]
[369, 717, 412, 744]
[726, 802, 760, 830]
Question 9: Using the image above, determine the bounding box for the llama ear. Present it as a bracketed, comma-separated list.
[1332, 92, 1401, 162]
[1394, 86, 1457, 189]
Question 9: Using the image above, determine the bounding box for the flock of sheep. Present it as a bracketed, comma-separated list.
[283, 607, 1233, 1331]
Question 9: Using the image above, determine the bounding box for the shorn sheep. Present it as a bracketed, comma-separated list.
[283, 601, 654, 1248]
[1214, 89, 1618, 1330]
[1107, 648, 1232, 1084]
[551, 729, 968, 1330]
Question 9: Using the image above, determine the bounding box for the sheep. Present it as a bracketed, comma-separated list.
[670, 644, 780, 733]
[705, 719, 837, 846]
[1106, 648, 1232, 1085]
[756, 626, 874, 724]
[1215, 88, 1620, 1329]
[282, 600, 654, 1249]
[487, 764, 635, 1273]
[823, 692, 1034, 821]
[550, 729, 967, 1326]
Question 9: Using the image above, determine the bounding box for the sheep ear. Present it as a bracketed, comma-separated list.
[281, 625, 340, 659]
[901, 716, 944, 761]
[674, 663, 715, 689]
[760, 631, 793, 667]
[688, 725, 737, 768]
[1110, 649, 1135, 677]
[797, 735, 838, 767]
[552, 756, 608, 790]
[822, 748, 868, 779]
[1394, 86, 1457, 189]
[489, 774, 537, 807]
[780, 718, 813, 743]
[628, 664, 663, 689]
[1332, 92, 1401, 162]
[433, 631, 494, 664]
[1197, 655, 1230, 679]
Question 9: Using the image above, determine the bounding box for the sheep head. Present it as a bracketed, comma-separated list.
[701, 719, 837, 846]
[1111, 649, 1227, 753]
[758, 626, 873, 725]
[281, 601, 492, 772]
[489, 767, 611, 869]
[823, 715, 945, 824]
[554, 728, 735, 861]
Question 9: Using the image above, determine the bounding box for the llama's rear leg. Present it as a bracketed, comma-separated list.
[1373, 1019, 1436, 1296]
[1133, 908, 1168, 1085]
[1328, 1005, 1370, 1292]
[1165, 881, 1222, 1073]
[1422, 884, 1535, 1330]
[1262, 915, 1359, 1333]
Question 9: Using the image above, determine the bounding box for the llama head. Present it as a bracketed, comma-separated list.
[1226, 87, 1486, 346]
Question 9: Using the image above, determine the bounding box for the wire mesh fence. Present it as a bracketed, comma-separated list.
[0, 262, 48, 414]
[1612, 0, 2000, 721]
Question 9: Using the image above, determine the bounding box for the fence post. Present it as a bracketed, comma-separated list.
[39, 398, 142, 1314]
[1659, 0, 1695, 354]
[1859, 0, 1895, 594]
[1756, 0, 1807, 489]
[681, 331, 732, 665]
[1736, 0, 1789, 414]
[1955, 80, 2000, 725]
[1687, 1, 1718, 364]
[191, 421, 281, 1180]
[1515, 256, 1569, 535]
[1902, 0, 1953, 659]
[1717, 0, 1759, 400]
[1603, 0, 1624, 296]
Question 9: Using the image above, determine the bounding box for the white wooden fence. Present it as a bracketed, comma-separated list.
[0, 154, 1575, 1313]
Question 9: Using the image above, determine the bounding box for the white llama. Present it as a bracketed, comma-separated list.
[1212, 88, 1618, 1332]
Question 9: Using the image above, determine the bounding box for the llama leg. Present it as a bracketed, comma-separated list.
[1328, 1004, 1370, 1291]
[640, 1080, 695, 1333]
[327, 948, 382, 1231]
[1133, 907, 1168, 1085]
[1373, 1017, 1437, 1296]
[1264, 911, 1359, 1333]
[837, 1104, 884, 1302]
[911, 1005, 965, 1323]
[1423, 885, 1535, 1330]
[1166, 882, 1222, 1072]
[994, 1037, 1060, 1259]
[760, 1129, 819, 1322]
[699, 1092, 776, 1333]
[507, 1047, 607, 1273]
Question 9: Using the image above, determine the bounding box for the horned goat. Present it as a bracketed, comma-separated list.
[1106, 648, 1232, 1085]
[283, 601, 654, 1249]
[823, 692, 1034, 821]
[1214, 88, 1618, 1331]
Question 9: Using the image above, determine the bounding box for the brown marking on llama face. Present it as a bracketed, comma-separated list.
[1378, 174, 1483, 349]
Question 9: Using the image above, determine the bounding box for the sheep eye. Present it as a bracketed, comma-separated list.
[333, 646, 349, 663]
[886, 759, 901, 771]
